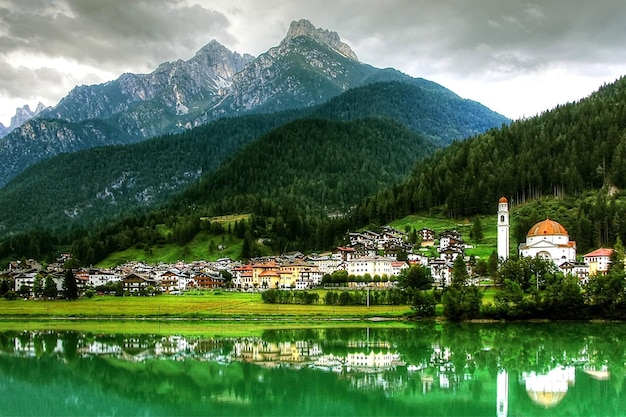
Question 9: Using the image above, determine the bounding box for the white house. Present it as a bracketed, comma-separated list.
[346, 255, 394, 277]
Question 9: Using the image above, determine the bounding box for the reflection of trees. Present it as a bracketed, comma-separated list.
[0, 324, 626, 415]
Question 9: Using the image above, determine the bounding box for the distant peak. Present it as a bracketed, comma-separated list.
[282, 19, 358, 61]
[195, 39, 229, 55]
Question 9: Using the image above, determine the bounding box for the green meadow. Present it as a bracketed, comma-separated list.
[0, 291, 413, 320]
[98, 231, 245, 267]
[389, 213, 501, 260]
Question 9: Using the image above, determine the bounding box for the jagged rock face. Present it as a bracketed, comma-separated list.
[41, 40, 254, 123]
[220, 19, 374, 117]
[282, 19, 359, 61]
[0, 102, 50, 139]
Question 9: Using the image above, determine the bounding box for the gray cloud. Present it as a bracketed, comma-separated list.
[1, 0, 625, 122]
[0, 0, 234, 71]
[0, 61, 66, 98]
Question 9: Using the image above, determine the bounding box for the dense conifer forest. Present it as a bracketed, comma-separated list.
[352, 77, 626, 252]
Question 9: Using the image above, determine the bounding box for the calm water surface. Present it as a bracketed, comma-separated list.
[0, 322, 624, 416]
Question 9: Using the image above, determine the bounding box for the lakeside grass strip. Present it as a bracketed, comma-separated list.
[0, 292, 412, 320]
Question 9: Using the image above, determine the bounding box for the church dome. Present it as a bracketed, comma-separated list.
[527, 219, 568, 237]
[499, 196, 508, 203]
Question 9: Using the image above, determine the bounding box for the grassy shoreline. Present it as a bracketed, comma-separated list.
[0, 291, 413, 322]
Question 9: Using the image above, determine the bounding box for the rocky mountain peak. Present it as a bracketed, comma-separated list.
[0, 102, 50, 138]
[281, 19, 358, 61]
[189, 39, 255, 79]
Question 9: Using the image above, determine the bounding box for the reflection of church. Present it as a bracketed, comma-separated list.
[497, 367, 577, 416]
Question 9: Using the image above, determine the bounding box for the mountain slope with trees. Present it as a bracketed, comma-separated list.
[351, 76, 626, 251]
[176, 117, 435, 215]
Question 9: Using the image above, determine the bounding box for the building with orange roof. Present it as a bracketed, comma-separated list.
[584, 248, 614, 276]
[518, 219, 576, 265]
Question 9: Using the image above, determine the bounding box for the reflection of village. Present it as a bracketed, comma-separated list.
[3, 330, 615, 414]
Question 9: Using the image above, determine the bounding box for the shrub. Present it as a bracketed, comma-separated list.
[4, 290, 18, 300]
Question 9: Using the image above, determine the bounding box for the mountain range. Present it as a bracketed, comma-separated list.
[0, 19, 508, 239]
[0, 19, 507, 189]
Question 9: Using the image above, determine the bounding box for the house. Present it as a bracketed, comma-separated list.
[346, 255, 394, 278]
[194, 272, 224, 289]
[559, 261, 590, 285]
[307, 253, 342, 275]
[439, 230, 464, 252]
[350, 243, 377, 258]
[122, 273, 155, 294]
[158, 270, 184, 293]
[583, 248, 614, 276]
[391, 261, 409, 277]
[439, 247, 464, 263]
[86, 268, 123, 287]
[13, 270, 38, 295]
[336, 247, 357, 261]
[233, 264, 254, 290]
[417, 228, 436, 245]
[253, 261, 281, 289]
[429, 259, 452, 288]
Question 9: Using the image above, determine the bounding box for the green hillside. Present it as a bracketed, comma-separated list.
[176, 117, 435, 214]
[352, 76, 626, 252]
[310, 80, 509, 145]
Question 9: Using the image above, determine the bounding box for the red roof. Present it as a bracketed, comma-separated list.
[584, 248, 614, 258]
[499, 196, 508, 204]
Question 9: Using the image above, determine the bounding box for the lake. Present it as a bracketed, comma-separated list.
[0, 322, 624, 416]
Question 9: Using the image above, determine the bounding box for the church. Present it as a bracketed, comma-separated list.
[497, 197, 577, 265]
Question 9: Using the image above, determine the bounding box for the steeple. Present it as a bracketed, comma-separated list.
[497, 197, 510, 261]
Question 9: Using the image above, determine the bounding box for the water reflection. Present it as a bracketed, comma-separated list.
[0, 323, 624, 416]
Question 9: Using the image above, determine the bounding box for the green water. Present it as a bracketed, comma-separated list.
[0, 322, 624, 416]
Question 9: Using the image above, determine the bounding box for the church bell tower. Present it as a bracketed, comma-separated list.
[497, 197, 510, 261]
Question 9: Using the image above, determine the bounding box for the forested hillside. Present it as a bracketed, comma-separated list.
[176, 117, 435, 214]
[0, 111, 301, 236]
[351, 76, 626, 251]
[309, 80, 508, 145]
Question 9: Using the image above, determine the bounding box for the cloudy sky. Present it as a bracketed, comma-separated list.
[1, 0, 625, 126]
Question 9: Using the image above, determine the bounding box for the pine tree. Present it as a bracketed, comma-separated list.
[33, 275, 44, 298]
[63, 269, 79, 300]
[470, 216, 484, 243]
[43, 276, 58, 299]
[451, 256, 470, 287]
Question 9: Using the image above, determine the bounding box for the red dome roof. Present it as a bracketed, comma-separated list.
[499, 196, 508, 203]
[527, 219, 568, 237]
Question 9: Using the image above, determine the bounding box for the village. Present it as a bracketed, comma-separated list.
[1, 198, 618, 298]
